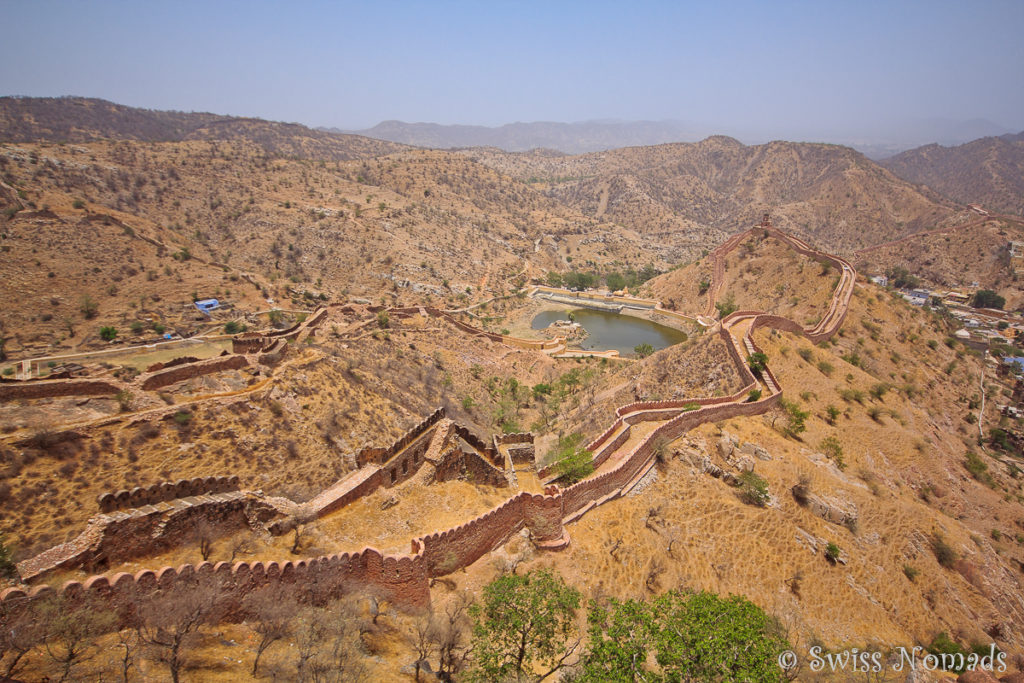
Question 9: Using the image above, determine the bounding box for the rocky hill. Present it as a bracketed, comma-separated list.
[881, 133, 1024, 216]
[463, 136, 959, 253]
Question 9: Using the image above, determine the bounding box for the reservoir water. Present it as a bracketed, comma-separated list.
[531, 308, 688, 354]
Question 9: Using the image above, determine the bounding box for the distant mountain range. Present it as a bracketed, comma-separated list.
[334, 117, 1017, 159]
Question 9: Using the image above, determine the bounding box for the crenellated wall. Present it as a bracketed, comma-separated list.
[16, 490, 281, 582]
[96, 476, 240, 512]
[1, 546, 431, 631]
[355, 408, 445, 468]
[416, 491, 564, 576]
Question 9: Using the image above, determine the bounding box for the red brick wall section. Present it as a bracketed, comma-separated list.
[232, 335, 266, 353]
[0, 546, 430, 632]
[1, 229, 853, 624]
[17, 491, 273, 581]
[139, 354, 249, 391]
[0, 379, 121, 402]
[416, 491, 563, 576]
[356, 408, 445, 467]
[97, 476, 241, 512]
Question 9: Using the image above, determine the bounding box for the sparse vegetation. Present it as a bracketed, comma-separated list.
[549, 433, 594, 484]
[738, 470, 770, 507]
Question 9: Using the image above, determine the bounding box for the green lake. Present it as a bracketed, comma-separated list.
[531, 308, 688, 354]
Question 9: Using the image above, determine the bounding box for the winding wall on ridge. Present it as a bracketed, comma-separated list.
[0, 225, 855, 622]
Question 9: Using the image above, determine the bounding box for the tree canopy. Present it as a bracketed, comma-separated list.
[972, 289, 1005, 310]
[469, 568, 582, 681]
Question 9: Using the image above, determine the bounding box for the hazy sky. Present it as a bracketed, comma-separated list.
[1, 0, 1022, 140]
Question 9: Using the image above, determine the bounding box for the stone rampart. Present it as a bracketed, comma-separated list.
[16, 491, 279, 582]
[257, 338, 288, 365]
[416, 491, 563, 576]
[232, 334, 268, 354]
[139, 354, 249, 391]
[97, 476, 240, 512]
[2, 226, 852, 624]
[356, 408, 445, 467]
[0, 378, 121, 402]
[1, 546, 430, 632]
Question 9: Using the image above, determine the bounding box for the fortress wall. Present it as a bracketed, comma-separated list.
[257, 338, 288, 364]
[1, 546, 431, 632]
[232, 335, 266, 353]
[3, 228, 853, 623]
[452, 424, 501, 466]
[97, 476, 240, 512]
[356, 408, 445, 467]
[417, 494, 526, 576]
[312, 469, 385, 518]
[0, 378, 121, 402]
[17, 492, 263, 581]
[139, 354, 248, 391]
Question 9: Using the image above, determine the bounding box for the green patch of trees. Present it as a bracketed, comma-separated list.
[468, 569, 791, 683]
[972, 289, 1005, 310]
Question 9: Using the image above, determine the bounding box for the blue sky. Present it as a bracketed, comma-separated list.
[1, 0, 1022, 141]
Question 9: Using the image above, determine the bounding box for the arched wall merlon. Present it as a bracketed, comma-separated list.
[1, 545, 430, 630]
[97, 475, 241, 512]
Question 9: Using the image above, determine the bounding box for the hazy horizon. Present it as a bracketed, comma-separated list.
[1, 0, 1022, 147]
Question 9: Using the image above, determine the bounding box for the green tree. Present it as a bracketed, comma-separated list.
[80, 295, 98, 320]
[715, 294, 737, 319]
[747, 351, 768, 373]
[377, 310, 390, 329]
[564, 271, 597, 291]
[972, 289, 1004, 310]
[550, 433, 594, 484]
[650, 590, 790, 682]
[99, 326, 117, 341]
[545, 271, 564, 287]
[634, 343, 654, 358]
[824, 542, 841, 563]
[738, 471, 770, 507]
[776, 399, 808, 438]
[885, 266, 920, 289]
[605, 272, 626, 292]
[224, 320, 246, 334]
[577, 597, 654, 682]
[469, 569, 582, 682]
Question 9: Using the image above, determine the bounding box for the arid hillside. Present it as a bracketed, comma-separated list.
[464, 136, 959, 252]
[0, 136, 664, 358]
[854, 215, 1024, 309]
[881, 132, 1024, 216]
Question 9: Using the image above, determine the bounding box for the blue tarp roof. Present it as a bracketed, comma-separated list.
[195, 299, 220, 310]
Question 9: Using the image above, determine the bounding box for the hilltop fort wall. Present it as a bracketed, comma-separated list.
[1, 228, 852, 626]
